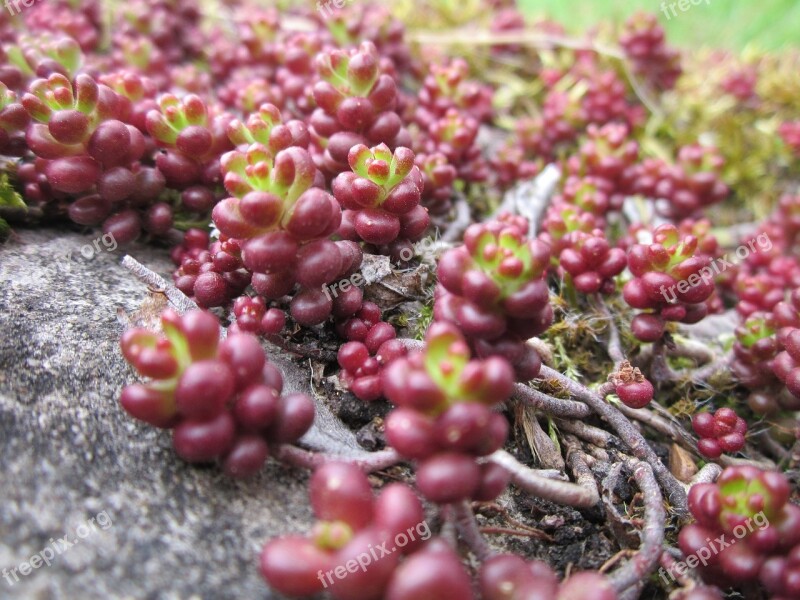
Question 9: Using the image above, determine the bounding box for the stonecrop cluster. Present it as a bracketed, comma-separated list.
[4, 0, 800, 599]
[623, 223, 716, 342]
[680, 466, 800, 596]
[260, 462, 616, 600]
[692, 408, 748, 459]
[437, 215, 552, 380]
[120, 309, 314, 477]
[382, 323, 514, 503]
[260, 462, 428, 599]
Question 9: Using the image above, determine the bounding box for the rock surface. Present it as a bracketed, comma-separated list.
[0, 229, 317, 600]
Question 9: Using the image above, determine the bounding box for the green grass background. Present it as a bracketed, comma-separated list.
[517, 0, 800, 50]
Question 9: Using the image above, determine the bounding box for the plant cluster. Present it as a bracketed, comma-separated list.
[333, 143, 428, 246]
[382, 323, 514, 503]
[337, 308, 405, 402]
[436, 214, 552, 380]
[260, 462, 427, 599]
[481, 555, 617, 600]
[679, 466, 800, 595]
[622, 223, 715, 342]
[691, 408, 748, 459]
[120, 309, 314, 477]
[727, 197, 800, 433]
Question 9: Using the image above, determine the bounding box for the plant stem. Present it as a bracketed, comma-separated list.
[668, 336, 716, 365]
[686, 354, 731, 383]
[659, 550, 693, 587]
[593, 294, 625, 365]
[609, 460, 666, 594]
[687, 463, 721, 487]
[563, 434, 604, 496]
[513, 383, 592, 418]
[556, 418, 616, 448]
[122, 255, 198, 315]
[539, 365, 688, 513]
[440, 193, 472, 243]
[719, 453, 777, 470]
[615, 402, 697, 450]
[488, 449, 599, 508]
[439, 504, 458, 549]
[755, 430, 790, 462]
[454, 501, 494, 561]
[273, 444, 403, 473]
[650, 339, 678, 384]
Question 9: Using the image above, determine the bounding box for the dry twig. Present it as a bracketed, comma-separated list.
[539, 366, 688, 512]
[609, 460, 666, 595]
[274, 445, 403, 473]
[489, 449, 600, 508]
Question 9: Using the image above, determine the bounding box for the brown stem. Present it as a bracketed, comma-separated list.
[615, 402, 697, 450]
[122, 255, 198, 315]
[479, 526, 552, 540]
[517, 403, 565, 471]
[513, 383, 592, 418]
[274, 444, 403, 472]
[587, 444, 611, 463]
[454, 501, 494, 561]
[791, 436, 800, 470]
[719, 453, 777, 470]
[438, 504, 458, 549]
[686, 355, 732, 383]
[755, 430, 791, 462]
[539, 365, 688, 513]
[667, 338, 715, 365]
[526, 469, 570, 481]
[597, 381, 616, 397]
[593, 295, 625, 365]
[563, 434, 602, 498]
[659, 550, 693, 587]
[609, 460, 666, 594]
[488, 449, 599, 508]
[650, 339, 678, 384]
[687, 463, 722, 487]
[659, 548, 728, 598]
[440, 194, 472, 244]
[556, 418, 616, 448]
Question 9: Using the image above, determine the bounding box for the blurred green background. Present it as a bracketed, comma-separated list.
[517, 0, 800, 50]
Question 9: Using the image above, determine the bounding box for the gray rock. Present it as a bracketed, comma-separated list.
[0, 229, 317, 600]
